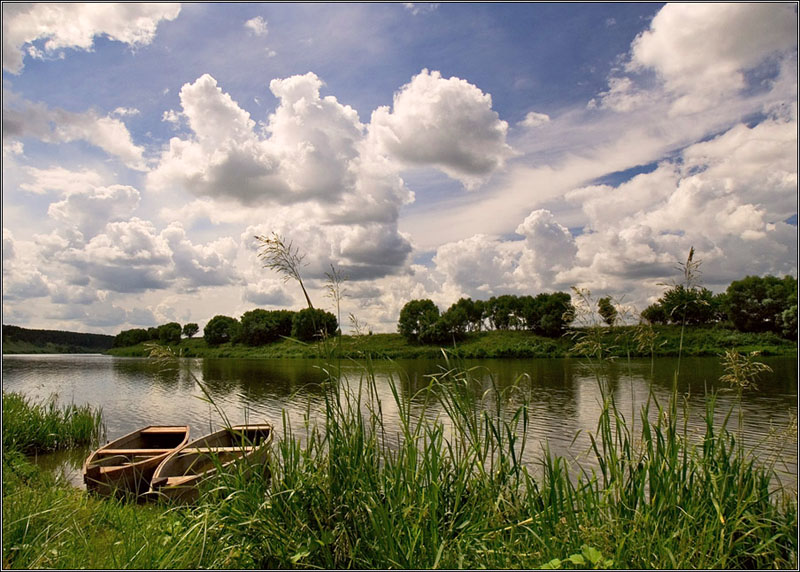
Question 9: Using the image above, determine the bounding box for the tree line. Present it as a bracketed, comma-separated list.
[639, 274, 796, 338]
[398, 292, 574, 344]
[113, 308, 338, 348]
[3, 325, 114, 352]
[113, 273, 796, 349]
[398, 273, 797, 344]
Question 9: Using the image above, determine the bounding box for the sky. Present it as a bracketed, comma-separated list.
[2, 2, 798, 336]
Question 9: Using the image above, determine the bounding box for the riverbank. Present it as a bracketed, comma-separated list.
[106, 325, 797, 359]
[2, 358, 797, 569]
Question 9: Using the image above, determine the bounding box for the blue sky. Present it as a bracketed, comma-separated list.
[3, 3, 798, 334]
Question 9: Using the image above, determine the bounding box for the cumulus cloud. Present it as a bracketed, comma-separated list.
[3, 92, 147, 169]
[370, 69, 514, 188]
[2, 3, 181, 73]
[561, 113, 798, 294]
[518, 111, 551, 128]
[20, 166, 105, 195]
[244, 16, 268, 36]
[2, 230, 50, 301]
[430, 210, 578, 300]
[149, 72, 415, 281]
[48, 185, 141, 238]
[598, 3, 799, 116]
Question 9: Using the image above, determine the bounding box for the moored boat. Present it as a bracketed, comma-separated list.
[82, 425, 190, 497]
[149, 423, 273, 503]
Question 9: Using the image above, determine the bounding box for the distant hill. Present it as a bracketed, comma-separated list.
[2, 325, 114, 354]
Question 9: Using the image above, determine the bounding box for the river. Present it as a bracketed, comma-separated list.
[3, 353, 797, 489]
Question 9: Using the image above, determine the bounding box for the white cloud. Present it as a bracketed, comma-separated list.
[370, 69, 514, 189]
[403, 3, 439, 16]
[20, 166, 105, 195]
[3, 92, 147, 169]
[48, 184, 141, 238]
[149, 72, 415, 281]
[627, 3, 798, 115]
[2, 3, 181, 73]
[244, 16, 268, 36]
[519, 111, 551, 128]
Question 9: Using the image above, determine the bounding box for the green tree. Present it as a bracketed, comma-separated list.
[291, 308, 338, 342]
[113, 328, 150, 348]
[597, 296, 617, 327]
[203, 315, 241, 346]
[239, 309, 295, 346]
[641, 303, 668, 325]
[398, 299, 440, 343]
[725, 275, 798, 335]
[535, 292, 574, 338]
[158, 322, 182, 345]
[660, 285, 716, 325]
[182, 323, 199, 339]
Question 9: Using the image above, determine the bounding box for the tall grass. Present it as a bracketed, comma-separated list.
[157, 347, 796, 569]
[2, 391, 104, 454]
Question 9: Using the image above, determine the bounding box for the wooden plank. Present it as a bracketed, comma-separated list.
[140, 427, 187, 434]
[166, 475, 198, 486]
[96, 448, 173, 455]
[179, 446, 253, 454]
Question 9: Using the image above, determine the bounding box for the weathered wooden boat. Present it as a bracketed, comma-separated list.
[82, 425, 190, 497]
[149, 423, 273, 503]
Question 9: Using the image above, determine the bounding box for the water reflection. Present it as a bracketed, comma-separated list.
[3, 354, 796, 488]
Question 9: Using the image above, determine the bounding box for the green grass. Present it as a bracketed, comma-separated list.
[2, 391, 104, 455]
[3, 352, 796, 569]
[106, 325, 796, 360]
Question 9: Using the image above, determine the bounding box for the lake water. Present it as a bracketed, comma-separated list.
[3, 354, 797, 489]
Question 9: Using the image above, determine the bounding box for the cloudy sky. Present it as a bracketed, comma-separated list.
[2, 3, 798, 335]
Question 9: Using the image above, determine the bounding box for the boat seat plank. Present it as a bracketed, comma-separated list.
[179, 446, 254, 454]
[96, 448, 174, 455]
[140, 427, 188, 434]
[166, 475, 198, 486]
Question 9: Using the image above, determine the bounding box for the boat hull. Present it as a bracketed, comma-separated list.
[83, 425, 190, 498]
[149, 424, 273, 503]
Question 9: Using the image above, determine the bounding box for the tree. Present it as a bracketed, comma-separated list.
[597, 297, 617, 327]
[239, 309, 295, 346]
[203, 315, 241, 346]
[534, 292, 574, 338]
[158, 322, 182, 345]
[725, 275, 797, 335]
[641, 303, 668, 325]
[659, 285, 716, 325]
[113, 328, 150, 348]
[182, 323, 199, 339]
[398, 299, 440, 343]
[291, 308, 338, 341]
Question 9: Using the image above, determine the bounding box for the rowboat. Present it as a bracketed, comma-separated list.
[82, 425, 190, 497]
[149, 423, 273, 503]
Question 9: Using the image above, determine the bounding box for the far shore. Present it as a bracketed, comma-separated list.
[101, 325, 797, 361]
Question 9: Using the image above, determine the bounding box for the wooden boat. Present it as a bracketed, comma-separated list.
[82, 425, 190, 497]
[149, 423, 273, 503]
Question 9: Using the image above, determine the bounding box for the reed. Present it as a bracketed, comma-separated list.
[2, 391, 104, 455]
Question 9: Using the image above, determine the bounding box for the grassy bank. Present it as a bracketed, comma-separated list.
[2, 351, 797, 569]
[106, 325, 796, 360]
